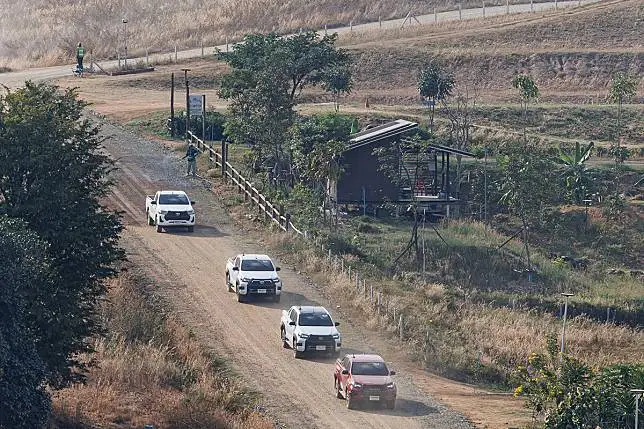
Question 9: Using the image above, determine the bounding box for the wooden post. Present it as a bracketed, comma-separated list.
[225, 36, 229, 52]
[399, 315, 403, 340]
[220, 139, 226, 179]
[355, 273, 359, 289]
[170, 73, 175, 137]
[370, 285, 373, 303]
[324, 24, 327, 35]
[285, 213, 291, 231]
[482, 1, 485, 17]
[201, 94, 206, 141]
[459, 4, 462, 20]
[174, 45, 178, 62]
[506, 0, 510, 14]
[146, 47, 149, 66]
[201, 41, 204, 57]
[350, 20, 353, 31]
[530, 0, 534, 13]
[328, 249, 331, 260]
[555, 0, 558, 10]
[348, 265, 352, 280]
[434, 7, 437, 23]
[183, 69, 190, 139]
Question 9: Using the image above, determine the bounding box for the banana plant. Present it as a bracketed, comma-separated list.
[556, 141, 594, 205]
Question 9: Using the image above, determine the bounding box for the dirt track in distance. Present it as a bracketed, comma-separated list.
[100, 120, 475, 429]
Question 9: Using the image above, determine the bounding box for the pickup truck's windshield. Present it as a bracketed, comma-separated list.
[298, 312, 333, 327]
[158, 194, 189, 205]
[240, 259, 274, 271]
[351, 361, 389, 376]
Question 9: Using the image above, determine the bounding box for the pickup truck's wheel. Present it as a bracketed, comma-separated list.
[226, 273, 232, 292]
[385, 399, 396, 410]
[273, 294, 281, 303]
[187, 226, 194, 232]
[334, 378, 343, 399]
[237, 292, 245, 303]
[147, 210, 154, 225]
[346, 390, 356, 409]
[155, 218, 162, 233]
[281, 327, 289, 348]
[293, 338, 303, 359]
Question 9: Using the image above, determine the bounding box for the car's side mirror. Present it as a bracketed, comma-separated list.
[341, 369, 349, 375]
[288, 321, 296, 326]
[150, 201, 157, 205]
[232, 267, 239, 271]
[389, 370, 396, 376]
[334, 322, 340, 326]
[275, 267, 281, 271]
[190, 201, 196, 205]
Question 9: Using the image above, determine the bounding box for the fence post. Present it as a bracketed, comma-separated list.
[324, 24, 328, 35]
[393, 306, 396, 322]
[370, 285, 373, 303]
[530, 0, 534, 13]
[459, 4, 462, 20]
[399, 315, 403, 340]
[220, 140, 226, 179]
[146, 47, 149, 66]
[379, 16, 382, 28]
[226, 36, 229, 52]
[285, 213, 291, 231]
[350, 20, 353, 31]
[328, 249, 332, 260]
[482, 1, 485, 17]
[348, 265, 352, 280]
[506, 0, 509, 14]
[201, 41, 204, 57]
[434, 7, 437, 23]
[355, 273, 360, 289]
[174, 45, 178, 62]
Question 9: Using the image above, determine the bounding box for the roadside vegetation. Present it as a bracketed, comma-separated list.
[52, 269, 273, 429]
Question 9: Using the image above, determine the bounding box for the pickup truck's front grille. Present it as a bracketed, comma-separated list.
[361, 385, 388, 395]
[305, 335, 336, 352]
[247, 280, 276, 294]
[165, 211, 190, 220]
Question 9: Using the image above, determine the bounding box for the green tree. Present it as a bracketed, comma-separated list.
[515, 335, 644, 429]
[498, 141, 556, 271]
[511, 74, 539, 140]
[0, 216, 52, 428]
[322, 65, 353, 112]
[218, 32, 351, 188]
[418, 62, 455, 133]
[0, 82, 124, 388]
[556, 141, 594, 205]
[609, 71, 638, 162]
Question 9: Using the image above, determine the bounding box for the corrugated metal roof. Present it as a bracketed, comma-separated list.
[347, 119, 418, 151]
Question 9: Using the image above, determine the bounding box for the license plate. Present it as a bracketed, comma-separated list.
[315, 345, 326, 351]
[369, 395, 380, 401]
[256, 289, 267, 294]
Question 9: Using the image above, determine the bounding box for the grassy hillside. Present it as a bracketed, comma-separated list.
[345, 0, 643, 104]
[0, 0, 579, 69]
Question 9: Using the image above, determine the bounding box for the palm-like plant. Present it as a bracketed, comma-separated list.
[557, 141, 594, 205]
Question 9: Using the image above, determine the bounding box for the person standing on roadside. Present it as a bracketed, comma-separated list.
[182, 142, 202, 176]
[76, 42, 85, 72]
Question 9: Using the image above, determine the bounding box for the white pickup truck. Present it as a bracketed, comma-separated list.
[225, 254, 282, 303]
[145, 190, 196, 233]
[280, 305, 342, 358]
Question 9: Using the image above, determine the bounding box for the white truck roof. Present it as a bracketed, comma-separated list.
[239, 254, 272, 260]
[158, 190, 188, 195]
[293, 306, 330, 314]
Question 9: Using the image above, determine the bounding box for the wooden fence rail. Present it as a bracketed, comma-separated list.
[187, 132, 303, 236]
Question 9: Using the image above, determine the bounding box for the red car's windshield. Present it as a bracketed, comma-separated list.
[351, 361, 389, 376]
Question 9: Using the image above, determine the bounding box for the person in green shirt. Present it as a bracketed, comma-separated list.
[76, 43, 85, 71]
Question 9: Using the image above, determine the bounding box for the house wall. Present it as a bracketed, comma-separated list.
[336, 139, 399, 204]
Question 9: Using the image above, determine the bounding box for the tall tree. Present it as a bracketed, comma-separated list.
[418, 63, 455, 134]
[498, 141, 556, 271]
[511, 74, 539, 140]
[0, 82, 124, 388]
[218, 32, 352, 189]
[0, 216, 52, 429]
[609, 71, 638, 162]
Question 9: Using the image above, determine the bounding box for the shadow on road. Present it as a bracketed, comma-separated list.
[350, 398, 439, 417]
[162, 224, 228, 237]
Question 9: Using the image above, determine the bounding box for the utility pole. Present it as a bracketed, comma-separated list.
[182, 68, 191, 138]
[631, 389, 643, 429]
[122, 18, 128, 69]
[170, 72, 175, 137]
[560, 293, 574, 356]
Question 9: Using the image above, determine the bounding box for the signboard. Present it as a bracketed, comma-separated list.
[189, 95, 203, 115]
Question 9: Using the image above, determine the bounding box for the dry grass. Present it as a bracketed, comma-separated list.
[1, 0, 579, 69]
[51, 271, 273, 429]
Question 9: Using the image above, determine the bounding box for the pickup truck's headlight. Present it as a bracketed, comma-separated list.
[239, 277, 250, 282]
[298, 333, 309, 339]
[187, 210, 195, 215]
[386, 382, 395, 389]
[160, 210, 169, 215]
[332, 333, 340, 339]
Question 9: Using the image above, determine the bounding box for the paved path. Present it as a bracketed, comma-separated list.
[0, 0, 600, 89]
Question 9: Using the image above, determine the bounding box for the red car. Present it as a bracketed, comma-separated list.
[333, 353, 397, 410]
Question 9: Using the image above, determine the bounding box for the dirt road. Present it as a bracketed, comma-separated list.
[101, 120, 474, 429]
